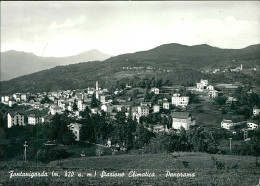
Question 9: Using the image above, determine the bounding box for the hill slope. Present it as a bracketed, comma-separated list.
[1, 43, 259, 94]
[0, 49, 112, 81]
[0, 153, 258, 185]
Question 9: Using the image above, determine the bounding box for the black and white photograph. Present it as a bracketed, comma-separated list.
[0, 1, 260, 185]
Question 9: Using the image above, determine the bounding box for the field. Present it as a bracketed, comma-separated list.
[187, 100, 233, 127]
[1, 152, 259, 185]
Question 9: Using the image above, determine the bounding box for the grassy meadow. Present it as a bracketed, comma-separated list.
[0, 152, 259, 185]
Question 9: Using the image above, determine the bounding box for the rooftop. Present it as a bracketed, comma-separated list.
[171, 112, 190, 119]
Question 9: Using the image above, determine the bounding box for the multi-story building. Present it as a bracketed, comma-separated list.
[33, 102, 41, 109]
[200, 79, 208, 87]
[206, 85, 214, 91]
[153, 105, 160, 113]
[101, 103, 113, 114]
[8, 100, 15, 107]
[208, 90, 219, 98]
[132, 112, 141, 123]
[4, 96, 10, 102]
[49, 96, 55, 102]
[196, 83, 204, 92]
[100, 95, 111, 104]
[87, 87, 95, 95]
[49, 105, 63, 115]
[21, 94, 28, 101]
[137, 105, 149, 116]
[7, 112, 25, 128]
[163, 98, 170, 109]
[77, 100, 88, 111]
[172, 94, 189, 107]
[221, 119, 234, 130]
[151, 87, 160, 95]
[196, 79, 208, 92]
[253, 107, 260, 116]
[171, 112, 192, 130]
[247, 122, 259, 130]
[28, 114, 44, 125]
[226, 97, 238, 106]
[1, 96, 4, 103]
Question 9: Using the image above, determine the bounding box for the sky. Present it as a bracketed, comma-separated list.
[1, 1, 260, 57]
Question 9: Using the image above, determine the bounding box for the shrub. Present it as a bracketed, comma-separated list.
[95, 146, 104, 156]
[211, 156, 225, 170]
[36, 147, 69, 163]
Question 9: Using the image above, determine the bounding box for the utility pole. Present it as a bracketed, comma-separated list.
[24, 141, 28, 162]
[229, 138, 232, 154]
[244, 129, 248, 141]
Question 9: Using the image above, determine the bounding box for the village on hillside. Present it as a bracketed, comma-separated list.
[1, 75, 259, 151]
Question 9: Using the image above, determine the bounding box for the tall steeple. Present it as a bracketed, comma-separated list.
[96, 80, 99, 100]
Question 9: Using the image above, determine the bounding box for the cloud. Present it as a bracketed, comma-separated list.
[1, 1, 260, 56]
[49, 16, 86, 30]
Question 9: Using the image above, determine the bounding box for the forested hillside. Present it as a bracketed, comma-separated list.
[1, 43, 259, 94]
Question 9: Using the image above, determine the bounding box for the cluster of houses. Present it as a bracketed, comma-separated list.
[2, 80, 196, 140]
[122, 66, 172, 73]
[2, 79, 259, 142]
[195, 79, 219, 98]
[201, 64, 245, 74]
[220, 107, 260, 136]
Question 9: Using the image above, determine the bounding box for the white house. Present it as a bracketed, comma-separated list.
[172, 94, 189, 107]
[8, 100, 15, 107]
[101, 103, 113, 114]
[49, 105, 63, 115]
[196, 80, 208, 92]
[200, 79, 208, 87]
[1, 96, 5, 103]
[208, 90, 219, 98]
[100, 95, 111, 104]
[13, 94, 21, 102]
[91, 108, 99, 114]
[69, 123, 82, 141]
[4, 96, 10, 102]
[49, 96, 55, 102]
[137, 105, 149, 116]
[28, 114, 44, 125]
[153, 105, 160, 113]
[132, 111, 141, 123]
[33, 102, 41, 109]
[58, 99, 65, 108]
[163, 101, 170, 110]
[221, 119, 235, 130]
[77, 100, 87, 111]
[247, 122, 258, 130]
[151, 87, 160, 95]
[21, 94, 28, 101]
[226, 97, 238, 106]
[87, 87, 95, 95]
[206, 85, 214, 91]
[76, 93, 83, 100]
[253, 107, 260, 116]
[7, 112, 25, 128]
[196, 83, 204, 92]
[171, 112, 192, 130]
[67, 105, 73, 111]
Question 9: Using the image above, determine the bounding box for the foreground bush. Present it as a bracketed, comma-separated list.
[36, 147, 69, 163]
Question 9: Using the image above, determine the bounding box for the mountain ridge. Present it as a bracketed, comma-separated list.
[1, 49, 112, 81]
[1, 43, 259, 94]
